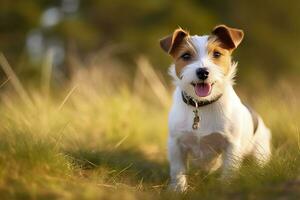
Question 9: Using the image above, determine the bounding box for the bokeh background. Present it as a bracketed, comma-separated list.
[1, 0, 300, 83]
[0, 1, 299, 199]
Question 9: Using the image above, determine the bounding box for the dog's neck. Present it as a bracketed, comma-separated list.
[171, 85, 239, 132]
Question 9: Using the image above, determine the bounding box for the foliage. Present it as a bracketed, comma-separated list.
[0, 55, 299, 199]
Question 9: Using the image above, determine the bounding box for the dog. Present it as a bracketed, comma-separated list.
[160, 25, 271, 192]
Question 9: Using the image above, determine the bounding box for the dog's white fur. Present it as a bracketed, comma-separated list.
[166, 35, 271, 191]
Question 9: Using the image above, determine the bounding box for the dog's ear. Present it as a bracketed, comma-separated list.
[212, 25, 244, 50]
[160, 28, 189, 54]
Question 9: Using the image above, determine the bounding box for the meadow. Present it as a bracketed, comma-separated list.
[0, 53, 299, 200]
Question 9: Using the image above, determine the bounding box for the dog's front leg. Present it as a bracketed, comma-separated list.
[221, 143, 242, 179]
[168, 136, 188, 192]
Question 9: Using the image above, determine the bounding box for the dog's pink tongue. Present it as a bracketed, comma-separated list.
[194, 83, 211, 97]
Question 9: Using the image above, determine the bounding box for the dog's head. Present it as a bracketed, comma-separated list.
[160, 25, 243, 101]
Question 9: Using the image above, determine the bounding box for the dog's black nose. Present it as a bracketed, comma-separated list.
[196, 68, 209, 80]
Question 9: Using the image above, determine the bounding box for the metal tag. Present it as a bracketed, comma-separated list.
[192, 109, 200, 130]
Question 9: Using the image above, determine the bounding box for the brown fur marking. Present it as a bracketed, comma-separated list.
[159, 28, 189, 54]
[171, 37, 197, 78]
[207, 36, 232, 74]
[212, 25, 244, 49]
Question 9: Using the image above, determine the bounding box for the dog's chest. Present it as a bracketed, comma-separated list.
[170, 103, 230, 162]
[171, 105, 228, 135]
[179, 132, 229, 163]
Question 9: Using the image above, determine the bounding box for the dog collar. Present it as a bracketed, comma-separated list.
[181, 92, 222, 130]
[181, 91, 222, 108]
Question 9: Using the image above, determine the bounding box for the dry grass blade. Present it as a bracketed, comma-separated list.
[137, 56, 170, 107]
[297, 127, 300, 152]
[113, 164, 133, 177]
[0, 77, 10, 89]
[41, 50, 53, 98]
[114, 135, 129, 149]
[57, 85, 78, 111]
[97, 183, 116, 189]
[0, 53, 33, 106]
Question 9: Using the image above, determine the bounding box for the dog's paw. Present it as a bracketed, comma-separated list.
[168, 175, 188, 192]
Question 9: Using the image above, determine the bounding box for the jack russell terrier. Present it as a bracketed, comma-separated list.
[160, 25, 271, 192]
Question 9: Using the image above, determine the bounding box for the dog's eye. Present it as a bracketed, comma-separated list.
[213, 51, 222, 58]
[180, 52, 192, 61]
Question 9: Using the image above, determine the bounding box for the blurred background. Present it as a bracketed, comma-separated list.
[1, 0, 300, 85]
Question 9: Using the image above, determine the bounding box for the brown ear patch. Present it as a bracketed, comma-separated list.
[160, 28, 189, 54]
[212, 25, 244, 50]
[160, 28, 196, 78]
[172, 38, 196, 78]
[207, 36, 232, 74]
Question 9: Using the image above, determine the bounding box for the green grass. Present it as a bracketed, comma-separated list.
[0, 60, 300, 199]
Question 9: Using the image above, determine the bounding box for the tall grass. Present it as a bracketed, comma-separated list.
[0, 53, 299, 199]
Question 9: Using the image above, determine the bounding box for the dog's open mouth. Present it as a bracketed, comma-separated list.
[191, 82, 212, 97]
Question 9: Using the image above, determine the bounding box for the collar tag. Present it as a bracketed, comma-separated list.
[192, 109, 200, 130]
[181, 91, 222, 130]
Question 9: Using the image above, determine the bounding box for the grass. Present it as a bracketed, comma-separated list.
[0, 54, 299, 199]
